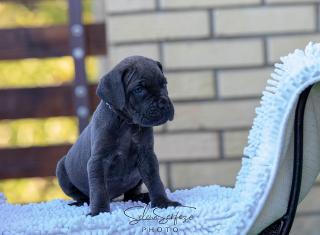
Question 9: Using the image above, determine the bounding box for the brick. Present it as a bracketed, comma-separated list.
[267, 34, 320, 63]
[92, 0, 107, 22]
[168, 100, 259, 130]
[215, 6, 316, 36]
[154, 125, 165, 133]
[291, 215, 320, 235]
[154, 133, 219, 161]
[105, 0, 156, 13]
[160, 0, 260, 9]
[166, 71, 215, 100]
[316, 174, 320, 182]
[163, 39, 263, 69]
[223, 130, 249, 158]
[109, 11, 209, 43]
[171, 160, 241, 188]
[297, 186, 320, 213]
[107, 44, 160, 68]
[218, 68, 272, 98]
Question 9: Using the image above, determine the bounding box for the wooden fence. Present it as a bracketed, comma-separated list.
[0, 0, 106, 179]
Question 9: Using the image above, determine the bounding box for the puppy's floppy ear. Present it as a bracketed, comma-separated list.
[96, 68, 126, 110]
[156, 61, 163, 72]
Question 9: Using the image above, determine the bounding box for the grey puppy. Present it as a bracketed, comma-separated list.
[56, 56, 181, 216]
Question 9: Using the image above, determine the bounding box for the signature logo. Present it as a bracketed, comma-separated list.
[123, 204, 196, 226]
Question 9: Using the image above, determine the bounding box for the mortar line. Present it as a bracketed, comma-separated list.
[217, 130, 225, 159]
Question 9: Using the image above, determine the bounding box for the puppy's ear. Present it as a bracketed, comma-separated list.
[96, 68, 126, 110]
[156, 61, 163, 72]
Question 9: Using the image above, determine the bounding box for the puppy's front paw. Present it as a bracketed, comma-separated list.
[151, 197, 182, 209]
[69, 201, 88, 207]
[137, 193, 151, 204]
[124, 192, 151, 204]
[87, 207, 110, 216]
[86, 211, 106, 217]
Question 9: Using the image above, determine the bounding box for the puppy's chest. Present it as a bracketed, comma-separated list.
[107, 128, 139, 178]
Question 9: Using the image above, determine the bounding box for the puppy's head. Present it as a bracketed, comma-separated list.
[97, 56, 174, 127]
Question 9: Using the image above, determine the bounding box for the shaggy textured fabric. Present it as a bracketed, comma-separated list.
[2, 42, 320, 235]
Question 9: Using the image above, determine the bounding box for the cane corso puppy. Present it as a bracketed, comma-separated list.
[56, 56, 181, 216]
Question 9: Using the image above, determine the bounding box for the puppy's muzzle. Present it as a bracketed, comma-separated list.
[157, 96, 174, 121]
[157, 97, 168, 109]
[157, 97, 171, 113]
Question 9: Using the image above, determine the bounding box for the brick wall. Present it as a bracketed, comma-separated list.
[104, 0, 320, 233]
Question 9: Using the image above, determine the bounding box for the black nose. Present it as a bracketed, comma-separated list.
[158, 97, 167, 109]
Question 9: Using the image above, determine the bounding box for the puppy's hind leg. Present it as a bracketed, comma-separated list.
[123, 180, 150, 204]
[56, 156, 89, 206]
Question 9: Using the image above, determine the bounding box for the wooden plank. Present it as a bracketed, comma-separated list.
[0, 145, 71, 179]
[0, 23, 106, 60]
[0, 84, 99, 119]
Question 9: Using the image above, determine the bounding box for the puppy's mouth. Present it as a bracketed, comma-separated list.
[141, 114, 169, 127]
[138, 102, 174, 127]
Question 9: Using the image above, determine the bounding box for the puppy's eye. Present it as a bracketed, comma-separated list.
[133, 86, 144, 94]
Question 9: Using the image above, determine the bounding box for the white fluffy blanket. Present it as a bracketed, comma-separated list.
[2, 42, 320, 235]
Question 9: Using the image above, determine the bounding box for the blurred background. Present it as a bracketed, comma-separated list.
[0, 0, 320, 234]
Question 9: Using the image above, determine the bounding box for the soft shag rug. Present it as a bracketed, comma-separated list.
[2, 42, 320, 235]
[0, 186, 238, 235]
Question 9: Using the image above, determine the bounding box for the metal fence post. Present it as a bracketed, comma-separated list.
[68, 0, 90, 132]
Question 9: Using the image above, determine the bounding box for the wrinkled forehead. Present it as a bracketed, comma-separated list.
[125, 64, 166, 90]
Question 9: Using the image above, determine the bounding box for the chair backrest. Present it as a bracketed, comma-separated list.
[234, 43, 320, 234]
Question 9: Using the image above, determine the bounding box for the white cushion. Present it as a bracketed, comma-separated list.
[1, 43, 320, 235]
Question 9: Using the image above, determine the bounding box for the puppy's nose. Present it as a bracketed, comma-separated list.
[158, 97, 167, 109]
